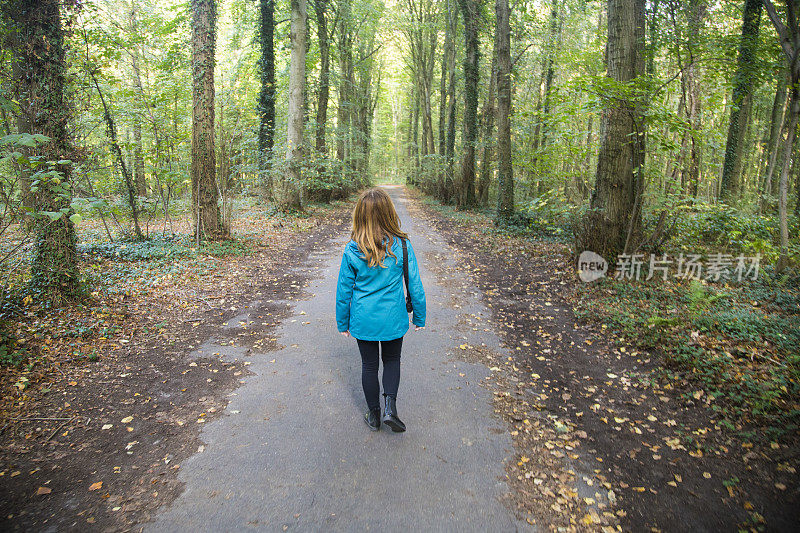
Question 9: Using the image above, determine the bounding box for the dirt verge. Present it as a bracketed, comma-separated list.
[409, 188, 798, 532]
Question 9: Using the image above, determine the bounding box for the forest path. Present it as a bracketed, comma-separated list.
[146, 185, 534, 532]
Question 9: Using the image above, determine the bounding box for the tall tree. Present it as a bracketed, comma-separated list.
[279, 0, 306, 210]
[477, 41, 496, 207]
[720, 0, 762, 202]
[534, 0, 563, 195]
[580, 0, 646, 258]
[191, 0, 224, 239]
[494, 0, 513, 221]
[761, 63, 788, 209]
[403, 0, 437, 159]
[313, 0, 331, 156]
[336, 0, 354, 170]
[128, 1, 147, 197]
[683, 0, 706, 198]
[2, 0, 79, 301]
[258, 0, 276, 197]
[444, 3, 458, 204]
[762, 0, 800, 272]
[456, 0, 479, 207]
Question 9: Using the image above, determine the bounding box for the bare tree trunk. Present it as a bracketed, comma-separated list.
[762, 0, 800, 272]
[495, 0, 513, 221]
[720, 0, 762, 203]
[478, 25, 497, 208]
[191, 0, 224, 239]
[761, 66, 788, 210]
[279, 0, 306, 210]
[88, 69, 143, 240]
[457, 0, 479, 207]
[579, 0, 646, 259]
[129, 3, 147, 197]
[314, 0, 330, 155]
[684, 0, 706, 198]
[536, 0, 563, 196]
[445, 5, 458, 203]
[258, 0, 276, 198]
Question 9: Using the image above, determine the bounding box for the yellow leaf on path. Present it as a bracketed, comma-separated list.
[36, 486, 52, 495]
[632, 487, 646, 492]
[120, 416, 133, 424]
[89, 481, 103, 491]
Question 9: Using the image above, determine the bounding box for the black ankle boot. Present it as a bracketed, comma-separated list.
[381, 394, 406, 432]
[364, 407, 381, 431]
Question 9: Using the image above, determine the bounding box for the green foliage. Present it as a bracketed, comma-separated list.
[519, 190, 581, 240]
[695, 308, 800, 351]
[671, 204, 781, 262]
[79, 236, 194, 261]
[576, 267, 800, 433]
[202, 238, 251, 257]
[0, 296, 25, 367]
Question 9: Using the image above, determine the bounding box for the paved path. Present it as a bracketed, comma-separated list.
[147, 185, 533, 532]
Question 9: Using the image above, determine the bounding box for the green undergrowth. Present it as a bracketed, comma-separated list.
[416, 188, 800, 438]
[574, 270, 800, 438]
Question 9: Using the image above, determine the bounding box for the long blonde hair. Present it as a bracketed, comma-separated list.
[351, 188, 409, 268]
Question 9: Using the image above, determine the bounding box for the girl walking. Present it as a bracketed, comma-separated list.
[336, 188, 426, 432]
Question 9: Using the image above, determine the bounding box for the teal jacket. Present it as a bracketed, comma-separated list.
[336, 236, 426, 341]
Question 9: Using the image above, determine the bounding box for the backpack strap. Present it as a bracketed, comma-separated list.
[401, 238, 413, 313]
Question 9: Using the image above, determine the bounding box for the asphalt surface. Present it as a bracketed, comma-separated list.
[146, 185, 534, 532]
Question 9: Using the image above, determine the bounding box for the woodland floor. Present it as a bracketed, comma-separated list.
[0, 186, 797, 532]
[409, 186, 799, 531]
[0, 201, 351, 531]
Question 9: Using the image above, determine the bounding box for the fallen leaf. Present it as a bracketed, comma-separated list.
[89, 481, 103, 491]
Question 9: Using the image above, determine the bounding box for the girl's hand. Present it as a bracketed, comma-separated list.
[340, 331, 350, 337]
[414, 326, 425, 331]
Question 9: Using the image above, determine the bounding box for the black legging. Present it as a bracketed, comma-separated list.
[355, 336, 403, 411]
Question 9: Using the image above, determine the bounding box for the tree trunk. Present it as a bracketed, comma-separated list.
[445, 6, 458, 203]
[280, 0, 306, 210]
[336, 0, 353, 172]
[683, 0, 706, 198]
[438, 0, 453, 157]
[4, 0, 79, 301]
[129, 3, 147, 197]
[314, 0, 330, 155]
[457, 0, 479, 207]
[495, 0, 513, 221]
[776, 84, 797, 272]
[761, 66, 788, 210]
[88, 69, 144, 240]
[191, 0, 224, 239]
[478, 46, 496, 209]
[719, 0, 762, 203]
[536, 0, 563, 196]
[762, 0, 800, 272]
[580, 0, 646, 259]
[258, 0, 276, 197]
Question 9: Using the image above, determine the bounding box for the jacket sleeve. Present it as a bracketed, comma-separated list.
[336, 247, 356, 332]
[407, 239, 426, 327]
